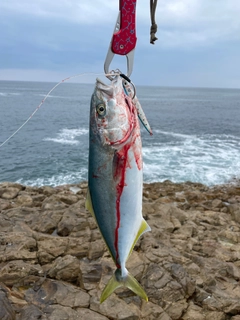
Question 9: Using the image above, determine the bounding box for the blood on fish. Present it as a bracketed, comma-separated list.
[112, 96, 144, 267]
[114, 143, 131, 266]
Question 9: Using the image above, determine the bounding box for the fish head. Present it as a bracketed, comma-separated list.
[90, 76, 134, 147]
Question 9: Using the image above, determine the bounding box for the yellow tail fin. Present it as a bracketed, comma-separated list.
[100, 269, 148, 303]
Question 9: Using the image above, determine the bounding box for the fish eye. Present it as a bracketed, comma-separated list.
[96, 103, 106, 116]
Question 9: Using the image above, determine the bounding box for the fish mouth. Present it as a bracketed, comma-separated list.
[96, 78, 114, 97]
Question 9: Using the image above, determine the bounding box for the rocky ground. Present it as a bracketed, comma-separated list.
[0, 180, 240, 320]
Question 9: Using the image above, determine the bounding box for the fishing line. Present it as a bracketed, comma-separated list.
[0, 71, 121, 149]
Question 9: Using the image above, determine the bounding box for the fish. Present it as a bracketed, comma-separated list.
[85, 73, 151, 303]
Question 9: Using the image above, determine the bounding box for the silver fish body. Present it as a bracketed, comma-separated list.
[86, 75, 151, 302]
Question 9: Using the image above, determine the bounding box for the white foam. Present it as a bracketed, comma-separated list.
[38, 94, 66, 99]
[0, 92, 21, 97]
[17, 169, 88, 187]
[153, 129, 194, 139]
[17, 130, 240, 187]
[44, 128, 89, 145]
[143, 133, 240, 185]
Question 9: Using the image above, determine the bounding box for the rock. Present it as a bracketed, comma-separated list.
[75, 308, 109, 320]
[37, 235, 69, 264]
[56, 193, 79, 205]
[0, 260, 43, 286]
[44, 305, 78, 320]
[211, 199, 223, 209]
[80, 259, 103, 291]
[16, 194, 34, 206]
[50, 282, 90, 308]
[231, 206, 240, 223]
[41, 195, 68, 211]
[182, 302, 205, 320]
[0, 231, 37, 263]
[224, 301, 240, 314]
[0, 285, 15, 320]
[0, 199, 12, 210]
[66, 234, 91, 258]
[0, 181, 240, 319]
[88, 240, 105, 260]
[0, 182, 24, 190]
[0, 183, 24, 203]
[24, 279, 90, 311]
[173, 263, 195, 294]
[158, 313, 172, 320]
[3, 206, 38, 220]
[48, 255, 82, 283]
[142, 262, 195, 306]
[166, 300, 188, 319]
[57, 210, 88, 236]
[40, 186, 56, 196]
[1, 187, 20, 200]
[141, 301, 165, 319]
[18, 305, 47, 320]
[28, 209, 62, 234]
[205, 311, 225, 320]
[90, 293, 141, 320]
[0, 213, 14, 231]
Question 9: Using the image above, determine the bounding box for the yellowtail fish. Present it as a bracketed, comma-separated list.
[86, 73, 151, 303]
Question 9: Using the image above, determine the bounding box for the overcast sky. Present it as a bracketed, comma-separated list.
[1, 0, 240, 87]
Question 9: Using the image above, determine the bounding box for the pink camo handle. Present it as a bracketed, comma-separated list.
[111, 0, 137, 56]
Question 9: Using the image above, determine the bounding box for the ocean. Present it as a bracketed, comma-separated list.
[0, 80, 240, 187]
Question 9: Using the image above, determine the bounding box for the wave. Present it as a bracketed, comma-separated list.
[152, 130, 240, 142]
[0, 92, 21, 97]
[11, 129, 240, 187]
[37, 94, 67, 99]
[17, 169, 88, 187]
[44, 128, 89, 145]
[142, 133, 240, 186]
[153, 129, 195, 139]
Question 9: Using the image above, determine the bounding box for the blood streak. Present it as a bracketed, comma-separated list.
[114, 143, 131, 268]
[112, 92, 142, 269]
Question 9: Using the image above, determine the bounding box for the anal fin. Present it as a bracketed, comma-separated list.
[128, 219, 151, 259]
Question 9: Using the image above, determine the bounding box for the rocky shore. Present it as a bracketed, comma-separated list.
[0, 180, 240, 320]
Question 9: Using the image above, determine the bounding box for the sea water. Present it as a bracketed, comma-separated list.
[0, 80, 239, 186]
